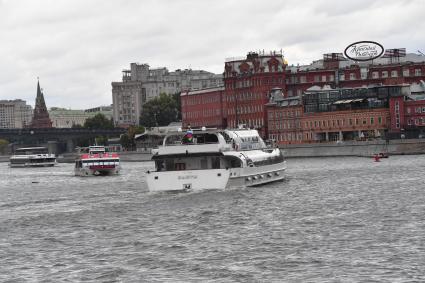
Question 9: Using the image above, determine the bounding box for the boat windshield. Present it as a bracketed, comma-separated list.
[164, 132, 219, 146]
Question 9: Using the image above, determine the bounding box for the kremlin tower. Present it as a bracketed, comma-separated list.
[30, 79, 52, 128]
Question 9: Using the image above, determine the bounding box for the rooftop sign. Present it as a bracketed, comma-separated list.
[344, 41, 384, 61]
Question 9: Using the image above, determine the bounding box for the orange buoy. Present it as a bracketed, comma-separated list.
[374, 154, 381, 162]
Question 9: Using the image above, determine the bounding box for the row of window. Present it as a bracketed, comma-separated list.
[226, 92, 265, 102]
[269, 120, 301, 130]
[182, 109, 221, 119]
[394, 101, 400, 128]
[407, 118, 425, 126]
[228, 118, 264, 129]
[406, 106, 425, 114]
[268, 110, 301, 119]
[182, 95, 221, 106]
[183, 119, 222, 127]
[304, 116, 384, 129]
[226, 76, 285, 89]
[288, 74, 335, 84]
[287, 68, 423, 84]
[269, 132, 302, 142]
[227, 105, 263, 115]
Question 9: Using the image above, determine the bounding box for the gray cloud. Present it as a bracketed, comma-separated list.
[0, 0, 424, 109]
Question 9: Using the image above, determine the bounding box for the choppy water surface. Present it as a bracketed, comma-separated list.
[1, 156, 425, 282]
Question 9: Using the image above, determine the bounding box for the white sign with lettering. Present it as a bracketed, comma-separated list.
[344, 41, 384, 61]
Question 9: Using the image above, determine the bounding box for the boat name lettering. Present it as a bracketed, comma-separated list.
[178, 175, 198, 180]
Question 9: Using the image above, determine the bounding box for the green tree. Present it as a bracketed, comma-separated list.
[84, 113, 114, 129]
[0, 139, 9, 155]
[120, 133, 131, 150]
[139, 93, 179, 127]
[120, 125, 145, 150]
[95, 136, 108, 145]
[71, 123, 83, 128]
[173, 92, 182, 120]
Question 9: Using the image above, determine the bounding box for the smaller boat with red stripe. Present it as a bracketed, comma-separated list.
[74, 146, 121, 176]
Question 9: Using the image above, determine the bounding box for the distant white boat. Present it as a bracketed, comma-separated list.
[9, 147, 57, 168]
[146, 127, 286, 192]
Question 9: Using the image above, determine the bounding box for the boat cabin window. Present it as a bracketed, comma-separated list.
[155, 160, 164, 171]
[220, 131, 232, 143]
[212, 157, 220, 169]
[10, 159, 26, 164]
[198, 133, 219, 144]
[200, 158, 207, 169]
[165, 133, 219, 145]
[253, 153, 284, 166]
[225, 156, 242, 168]
[174, 163, 186, 170]
[15, 147, 48, 155]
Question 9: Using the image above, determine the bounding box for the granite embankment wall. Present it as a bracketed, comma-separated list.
[280, 139, 425, 158]
[2, 139, 425, 162]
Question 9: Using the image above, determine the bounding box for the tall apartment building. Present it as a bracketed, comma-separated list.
[0, 99, 33, 129]
[112, 63, 223, 127]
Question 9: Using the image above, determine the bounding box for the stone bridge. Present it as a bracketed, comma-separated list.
[0, 128, 126, 153]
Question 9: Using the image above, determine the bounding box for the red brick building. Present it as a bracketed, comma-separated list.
[223, 51, 287, 136]
[389, 84, 425, 137]
[266, 85, 395, 144]
[181, 50, 425, 141]
[266, 88, 303, 144]
[285, 53, 425, 97]
[301, 108, 390, 142]
[181, 87, 225, 128]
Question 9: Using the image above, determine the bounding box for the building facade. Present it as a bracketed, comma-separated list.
[181, 87, 225, 128]
[223, 51, 287, 136]
[266, 88, 303, 144]
[388, 82, 425, 137]
[285, 52, 425, 97]
[0, 99, 32, 129]
[267, 85, 410, 144]
[49, 106, 114, 128]
[84, 105, 113, 120]
[180, 49, 425, 142]
[112, 63, 223, 127]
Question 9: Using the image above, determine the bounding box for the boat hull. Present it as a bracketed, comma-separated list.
[75, 165, 121, 176]
[146, 169, 231, 192]
[228, 162, 286, 188]
[146, 161, 286, 192]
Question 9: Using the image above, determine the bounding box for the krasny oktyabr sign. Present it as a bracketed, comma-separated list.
[344, 41, 384, 61]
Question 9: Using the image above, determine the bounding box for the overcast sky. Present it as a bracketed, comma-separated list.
[0, 0, 424, 109]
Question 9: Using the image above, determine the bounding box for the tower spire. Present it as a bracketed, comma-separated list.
[30, 79, 52, 128]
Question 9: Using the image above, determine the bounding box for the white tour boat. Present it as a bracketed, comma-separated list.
[9, 147, 57, 168]
[146, 127, 286, 191]
[74, 145, 121, 176]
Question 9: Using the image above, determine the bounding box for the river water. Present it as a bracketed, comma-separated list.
[0, 156, 424, 282]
